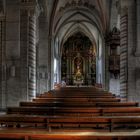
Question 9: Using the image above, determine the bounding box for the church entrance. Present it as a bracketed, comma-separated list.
[61, 32, 96, 86]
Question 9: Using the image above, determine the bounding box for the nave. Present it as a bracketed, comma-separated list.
[0, 86, 140, 140]
[1, 0, 140, 139]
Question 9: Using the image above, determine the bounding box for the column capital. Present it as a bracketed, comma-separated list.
[20, 0, 36, 9]
[121, 6, 128, 16]
[120, 0, 129, 15]
[0, 0, 5, 16]
[20, 0, 42, 17]
[28, 4, 42, 18]
[134, 52, 140, 57]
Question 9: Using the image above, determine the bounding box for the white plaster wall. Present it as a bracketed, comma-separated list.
[96, 35, 104, 85]
[109, 78, 120, 96]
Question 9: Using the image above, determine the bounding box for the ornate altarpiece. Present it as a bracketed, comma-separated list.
[61, 33, 96, 85]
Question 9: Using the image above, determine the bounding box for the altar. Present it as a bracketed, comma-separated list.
[73, 64, 84, 86]
[74, 79, 84, 86]
[61, 35, 96, 86]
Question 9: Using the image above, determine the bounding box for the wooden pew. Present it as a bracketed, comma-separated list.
[59, 92, 113, 95]
[97, 102, 139, 107]
[1, 86, 140, 137]
[46, 116, 140, 132]
[111, 116, 140, 130]
[39, 88, 115, 98]
[19, 102, 97, 107]
[38, 94, 116, 99]
[6, 107, 101, 116]
[51, 87, 110, 93]
[44, 89, 113, 94]
[1, 115, 140, 132]
[39, 93, 115, 98]
[0, 115, 46, 128]
[47, 116, 111, 130]
[32, 97, 121, 103]
[6, 107, 140, 117]
[103, 107, 140, 116]
[19, 101, 138, 108]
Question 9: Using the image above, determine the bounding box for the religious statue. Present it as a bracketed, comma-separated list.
[76, 66, 81, 76]
[73, 53, 84, 86]
[75, 66, 82, 80]
[74, 53, 83, 74]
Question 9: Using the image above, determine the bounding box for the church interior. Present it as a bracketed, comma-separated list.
[0, 0, 140, 139]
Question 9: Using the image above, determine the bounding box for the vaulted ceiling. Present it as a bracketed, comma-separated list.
[44, 0, 112, 46]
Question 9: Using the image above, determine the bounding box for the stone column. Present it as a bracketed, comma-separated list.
[135, 0, 140, 56]
[20, 0, 40, 101]
[20, 8, 28, 101]
[0, 16, 6, 109]
[28, 9, 37, 100]
[135, 0, 140, 101]
[0, 19, 2, 108]
[105, 37, 110, 90]
[48, 36, 52, 90]
[0, 18, 2, 108]
[120, 8, 128, 100]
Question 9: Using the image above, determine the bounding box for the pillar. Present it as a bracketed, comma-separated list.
[0, 16, 6, 109]
[120, 8, 128, 100]
[20, 0, 40, 101]
[134, 0, 140, 101]
[28, 9, 37, 100]
[135, 0, 140, 56]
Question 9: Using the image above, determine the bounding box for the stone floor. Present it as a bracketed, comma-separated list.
[0, 128, 140, 136]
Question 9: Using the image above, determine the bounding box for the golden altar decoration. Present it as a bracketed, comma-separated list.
[73, 68, 84, 86]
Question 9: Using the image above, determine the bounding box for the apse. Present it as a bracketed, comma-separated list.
[61, 32, 96, 86]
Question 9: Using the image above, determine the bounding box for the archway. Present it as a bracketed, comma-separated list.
[61, 32, 96, 86]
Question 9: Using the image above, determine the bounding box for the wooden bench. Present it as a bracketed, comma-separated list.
[1, 86, 140, 137]
[111, 116, 140, 130]
[39, 93, 115, 98]
[97, 102, 139, 107]
[32, 97, 120, 103]
[38, 95, 116, 99]
[47, 116, 111, 131]
[51, 87, 109, 92]
[0, 115, 46, 128]
[1, 115, 140, 132]
[39, 88, 115, 98]
[103, 107, 140, 116]
[6, 107, 102, 116]
[6, 107, 140, 117]
[19, 101, 138, 108]
[47, 116, 140, 132]
[19, 101, 97, 107]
